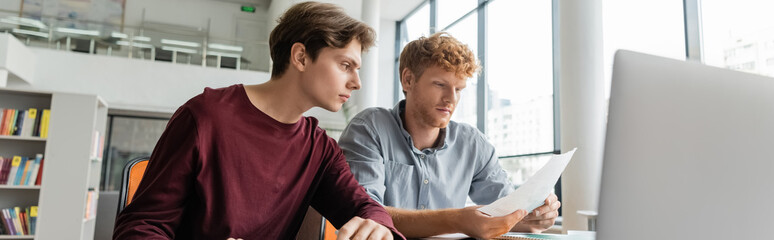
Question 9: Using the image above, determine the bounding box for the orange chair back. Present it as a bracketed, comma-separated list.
[125, 160, 148, 206]
[118, 156, 150, 214]
[323, 220, 337, 240]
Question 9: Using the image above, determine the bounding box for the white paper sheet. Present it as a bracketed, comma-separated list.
[478, 148, 577, 217]
[423, 233, 470, 239]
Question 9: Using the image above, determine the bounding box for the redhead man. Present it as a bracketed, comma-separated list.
[339, 32, 560, 239]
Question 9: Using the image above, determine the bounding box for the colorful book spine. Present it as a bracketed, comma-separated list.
[20, 108, 37, 137]
[6, 156, 21, 186]
[0, 157, 4, 185]
[0, 109, 8, 135]
[28, 206, 37, 235]
[26, 154, 43, 186]
[2, 209, 14, 235]
[12, 157, 28, 186]
[31, 108, 43, 137]
[21, 158, 35, 186]
[34, 157, 44, 186]
[12, 110, 24, 136]
[11, 208, 22, 235]
[0, 158, 10, 185]
[40, 109, 51, 139]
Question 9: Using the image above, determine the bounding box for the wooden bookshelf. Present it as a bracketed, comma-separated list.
[0, 88, 107, 240]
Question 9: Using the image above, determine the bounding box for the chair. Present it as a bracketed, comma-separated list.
[115, 156, 338, 240]
[117, 156, 150, 215]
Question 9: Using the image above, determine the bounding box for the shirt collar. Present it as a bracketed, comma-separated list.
[391, 100, 450, 153]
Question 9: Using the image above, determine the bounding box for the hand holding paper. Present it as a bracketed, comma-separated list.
[478, 148, 577, 217]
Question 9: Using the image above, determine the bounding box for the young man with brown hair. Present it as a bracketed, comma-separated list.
[113, 2, 403, 239]
[339, 32, 560, 239]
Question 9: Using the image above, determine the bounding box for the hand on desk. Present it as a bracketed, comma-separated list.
[336, 216, 394, 240]
[512, 193, 561, 233]
[453, 206, 528, 239]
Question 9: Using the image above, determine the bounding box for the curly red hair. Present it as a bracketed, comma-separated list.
[399, 32, 479, 81]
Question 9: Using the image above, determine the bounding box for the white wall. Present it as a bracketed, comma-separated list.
[0, 0, 20, 12]
[8, 48, 268, 113]
[0, 33, 36, 86]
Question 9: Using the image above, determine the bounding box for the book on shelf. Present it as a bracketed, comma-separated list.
[85, 189, 98, 219]
[11, 208, 22, 235]
[0, 157, 10, 185]
[20, 108, 36, 137]
[40, 109, 50, 138]
[16, 157, 30, 186]
[28, 206, 36, 235]
[0, 108, 50, 137]
[31, 108, 42, 137]
[1, 209, 14, 235]
[0, 206, 37, 236]
[26, 154, 42, 186]
[1, 154, 44, 186]
[5, 156, 21, 186]
[34, 158, 43, 186]
[90, 131, 106, 160]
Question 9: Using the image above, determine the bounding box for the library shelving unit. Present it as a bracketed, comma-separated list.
[0, 88, 107, 240]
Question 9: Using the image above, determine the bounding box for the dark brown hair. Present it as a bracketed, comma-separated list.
[269, 1, 376, 78]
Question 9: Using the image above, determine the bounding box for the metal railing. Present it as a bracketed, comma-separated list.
[0, 9, 270, 72]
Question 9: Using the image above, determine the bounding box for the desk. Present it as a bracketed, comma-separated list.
[419, 231, 595, 240]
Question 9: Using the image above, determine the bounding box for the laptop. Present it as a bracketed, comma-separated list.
[597, 50, 774, 239]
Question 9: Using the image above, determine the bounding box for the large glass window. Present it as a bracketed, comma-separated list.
[399, 2, 431, 50]
[602, 0, 686, 98]
[437, 0, 478, 30]
[701, 0, 774, 77]
[486, 0, 554, 157]
[445, 12, 478, 128]
[100, 116, 169, 191]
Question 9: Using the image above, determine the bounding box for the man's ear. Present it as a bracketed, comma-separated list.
[401, 68, 415, 93]
[290, 42, 307, 72]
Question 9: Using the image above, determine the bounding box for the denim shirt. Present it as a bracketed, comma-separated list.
[339, 100, 514, 210]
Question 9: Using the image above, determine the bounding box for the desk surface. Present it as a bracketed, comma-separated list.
[419, 231, 595, 240]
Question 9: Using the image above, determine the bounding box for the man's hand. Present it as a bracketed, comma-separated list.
[452, 206, 528, 239]
[513, 193, 561, 233]
[336, 216, 394, 240]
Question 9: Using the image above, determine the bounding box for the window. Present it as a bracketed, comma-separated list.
[701, 0, 774, 77]
[437, 0, 478, 30]
[487, 0, 554, 156]
[445, 12, 478, 128]
[602, 0, 686, 98]
[100, 115, 169, 191]
[398, 2, 431, 51]
[396, 2, 431, 102]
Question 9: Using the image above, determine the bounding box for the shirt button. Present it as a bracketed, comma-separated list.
[419, 155, 425, 159]
[420, 205, 426, 209]
[423, 179, 429, 184]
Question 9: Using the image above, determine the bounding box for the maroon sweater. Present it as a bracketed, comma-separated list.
[113, 85, 403, 239]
